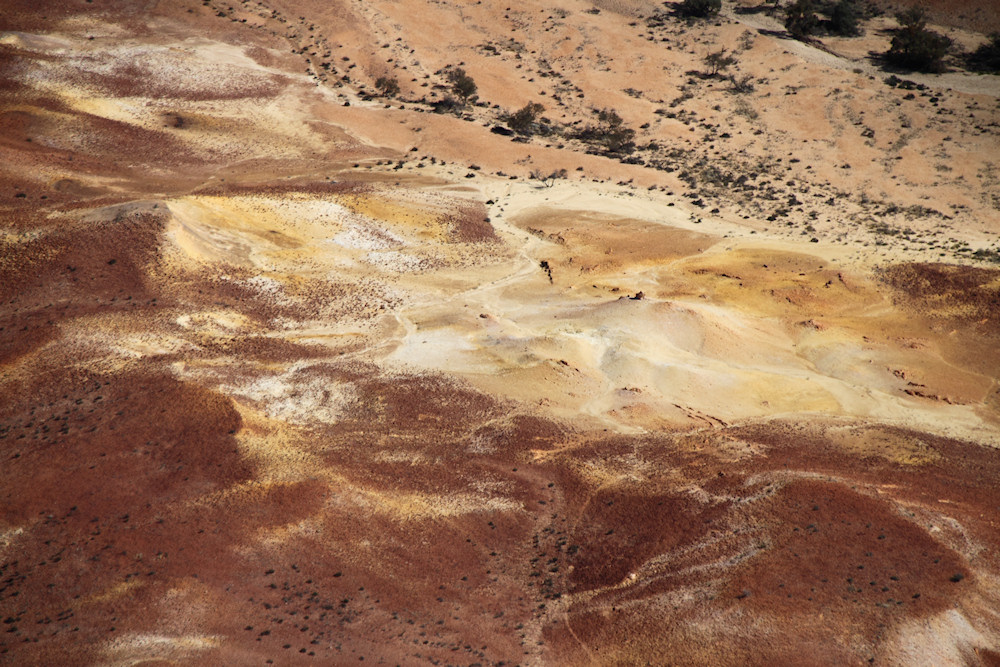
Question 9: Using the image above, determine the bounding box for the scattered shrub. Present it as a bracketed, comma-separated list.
[430, 96, 463, 114]
[530, 168, 568, 187]
[375, 75, 400, 97]
[704, 48, 737, 76]
[507, 102, 545, 134]
[572, 108, 636, 155]
[728, 73, 756, 93]
[446, 67, 478, 102]
[596, 109, 637, 154]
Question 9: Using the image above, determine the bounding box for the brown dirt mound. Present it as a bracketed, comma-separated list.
[0, 367, 251, 663]
[0, 207, 167, 364]
[448, 201, 498, 243]
[543, 421, 1000, 665]
[880, 262, 1000, 328]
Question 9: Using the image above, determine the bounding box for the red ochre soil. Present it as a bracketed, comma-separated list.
[3, 0, 1000, 665]
[2, 237, 1000, 662]
[4, 241, 1000, 664]
[4, 349, 1000, 664]
[545, 423, 1000, 665]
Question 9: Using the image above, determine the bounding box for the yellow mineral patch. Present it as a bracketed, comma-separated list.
[85, 579, 144, 605]
[830, 425, 942, 466]
[228, 404, 323, 481]
[102, 633, 222, 664]
[355, 488, 522, 521]
[337, 192, 451, 241]
[227, 404, 519, 521]
[513, 208, 719, 275]
[669, 246, 883, 320]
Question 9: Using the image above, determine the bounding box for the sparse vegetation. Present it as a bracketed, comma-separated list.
[734, 98, 758, 120]
[737, 30, 757, 51]
[704, 48, 738, 77]
[884, 8, 952, 73]
[970, 247, 1000, 263]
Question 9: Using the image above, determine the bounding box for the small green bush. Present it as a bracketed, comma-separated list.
[704, 48, 737, 76]
[572, 108, 636, 155]
[447, 67, 478, 102]
[375, 76, 400, 97]
[829, 0, 862, 36]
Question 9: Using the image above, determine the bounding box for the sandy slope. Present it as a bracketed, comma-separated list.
[2, 0, 1000, 665]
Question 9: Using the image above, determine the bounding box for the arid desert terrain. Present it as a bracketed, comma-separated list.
[2, 0, 1000, 664]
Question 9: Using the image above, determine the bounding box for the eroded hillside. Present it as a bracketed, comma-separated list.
[2, 0, 1000, 664]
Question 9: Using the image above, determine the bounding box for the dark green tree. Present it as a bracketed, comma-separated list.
[595, 109, 636, 154]
[677, 0, 722, 19]
[784, 0, 818, 39]
[507, 102, 545, 134]
[967, 33, 1000, 72]
[885, 8, 951, 72]
[829, 0, 862, 36]
[571, 108, 636, 155]
[447, 67, 478, 103]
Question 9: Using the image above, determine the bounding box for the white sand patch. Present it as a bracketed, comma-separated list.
[0, 31, 76, 52]
[0, 527, 24, 555]
[389, 322, 486, 373]
[176, 310, 252, 332]
[223, 365, 355, 426]
[887, 609, 993, 666]
[165, 200, 255, 266]
[363, 249, 429, 272]
[238, 274, 292, 303]
[102, 632, 221, 665]
[351, 488, 523, 521]
[107, 334, 199, 360]
[332, 224, 404, 251]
